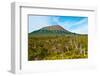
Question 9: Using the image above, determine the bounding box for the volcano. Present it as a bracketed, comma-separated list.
[29, 25, 76, 36]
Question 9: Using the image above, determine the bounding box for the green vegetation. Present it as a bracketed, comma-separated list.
[29, 30, 76, 37]
[28, 35, 88, 61]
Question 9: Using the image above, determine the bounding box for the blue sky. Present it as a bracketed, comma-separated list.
[28, 15, 88, 34]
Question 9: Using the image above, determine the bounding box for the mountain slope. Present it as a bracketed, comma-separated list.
[29, 25, 76, 36]
[41, 25, 67, 31]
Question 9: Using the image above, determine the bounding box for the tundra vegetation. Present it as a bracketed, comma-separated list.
[28, 35, 88, 61]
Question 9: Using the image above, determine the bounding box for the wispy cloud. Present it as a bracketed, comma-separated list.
[28, 15, 88, 34]
[70, 23, 88, 34]
[69, 18, 88, 34]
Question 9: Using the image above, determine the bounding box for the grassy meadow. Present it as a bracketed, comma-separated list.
[28, 35, 88, 61]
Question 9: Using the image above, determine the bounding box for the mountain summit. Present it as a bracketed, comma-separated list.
[41, 25, 67, 31]
[29, 25, 76, 36]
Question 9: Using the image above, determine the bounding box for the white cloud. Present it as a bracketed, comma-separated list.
[60, 18, 88, 34]
[70, 23, 88, 34]
[70, 18, 88, 34]
[29, 16, 88, 34]
[70, 18, 88, 28]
